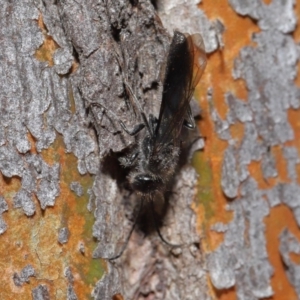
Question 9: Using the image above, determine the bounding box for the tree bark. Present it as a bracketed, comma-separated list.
[0, 0, 300, 300]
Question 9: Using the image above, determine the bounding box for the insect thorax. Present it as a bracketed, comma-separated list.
[127, 134, 180, 194]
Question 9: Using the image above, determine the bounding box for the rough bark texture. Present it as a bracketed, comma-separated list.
[203, 1, 300, 299]
[1, 0, 300, 300]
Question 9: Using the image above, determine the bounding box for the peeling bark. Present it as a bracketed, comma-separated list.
[1, 0, 300, 300]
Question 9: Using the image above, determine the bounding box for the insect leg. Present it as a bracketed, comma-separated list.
[89, 102, 145, 136]
[113, 51, 142, 117]
[150, 200, 182, 248]
[108, 196, 145, 261]
[88, 102, 118, 121]
[119, 150, 138, 168]
[119, 121, 145, 136]
[114, 52, 153, 136]
[149, 114, 158, 135]
[123, 81, 152, 135]
[183, 105, 196, 129]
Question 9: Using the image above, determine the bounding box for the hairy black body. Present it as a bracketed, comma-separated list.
[121, 31, 206, 196]
[110, 31, 206, 259]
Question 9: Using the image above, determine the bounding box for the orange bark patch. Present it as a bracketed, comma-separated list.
[194, 0, 259, 253]
[293, 0, 300, 43]
[213, 285, 236, 300]
[265, 204, 299, 300]
[27, 131, 38, 154]
[193, 1, 300, 299]
[0, 133, 103, 299]
[294, 60, 300, 88]
[35, 15, 79, 74]
[262, 0, 273, 5]
[113, 294, 125, 300]
[40, 135, 103, 299]
[287, 110, 300, 181]
[35, 15, 59, 66]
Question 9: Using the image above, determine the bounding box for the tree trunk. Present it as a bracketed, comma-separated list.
[0, 0, 300, 299]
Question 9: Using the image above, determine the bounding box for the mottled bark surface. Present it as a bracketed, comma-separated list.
[203, 1, 300, 299]
[1, 0, 300, 300]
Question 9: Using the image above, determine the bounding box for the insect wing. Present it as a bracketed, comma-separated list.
[153, 31, 207, 152]
[188, 33, 207, 95]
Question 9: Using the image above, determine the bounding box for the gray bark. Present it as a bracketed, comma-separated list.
[1, 0, 300, 299]
[207, 1, 300, 299]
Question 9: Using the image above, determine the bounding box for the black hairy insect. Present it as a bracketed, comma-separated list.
[104, 31, 206, 260]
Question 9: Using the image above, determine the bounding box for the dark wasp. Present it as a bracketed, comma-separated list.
[94, 31, 206, 260]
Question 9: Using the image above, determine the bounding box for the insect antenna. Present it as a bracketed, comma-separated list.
[123, 81, 153, 136]
[113, 52, 153, 136]
[150, 197, 182, 248]
[108, 196, 145, 261]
